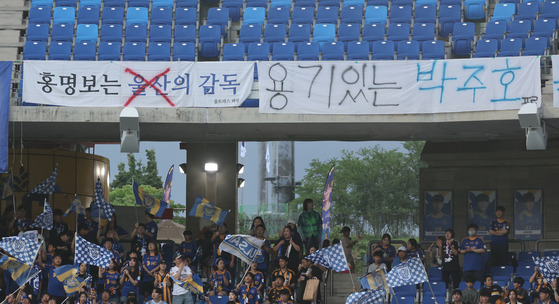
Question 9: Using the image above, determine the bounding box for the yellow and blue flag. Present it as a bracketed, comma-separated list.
[132, 181, 169, 217]
[64, 195, 85, 217]
[170, 274, 204, 294]
[163, 165, 173, 203]
[54, 264, 89, 296]
[0, 255, 41, 286]
[360, 269, 389, 291]
[188, 196, 228, 225]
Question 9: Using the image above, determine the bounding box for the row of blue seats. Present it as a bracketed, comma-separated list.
[31, 0, 198, 8]
[27, 23, 197, 44]
[429, 264, 540, 283]
[23, 40, 196, 61]
[29, 6, 197, 26]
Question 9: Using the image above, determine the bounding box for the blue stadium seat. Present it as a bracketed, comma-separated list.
[294, 0, 315, 7]
[344, 0, 365, 6]
[264, 24, 287, 46]
[247, 42, 270, 61]
[317, 6, 340, 24]
[198, 25, 221, 58]
[272, 42, 295, 60]
[101, 7, 123, 25]
[80, 0, 101, 6]
[439, 5, 462, 37]
[207, 7, 229, 36]
[321, 42, 345, 60]
[422, 40, 445, 59]
[150, 24, 172, 43]
[524, 37, 548, 55]
[239, 24, 262, 51]
[451, 22, 475, 56]
[26, 23, 49, 42]
[98, 41, 121, 60]
[514, 264, 534, 279]
[29, 5, 51, 24]
[390, 5, 413, 24]
[397, 40, 420, 59]
[208, 296, 228, 304]
[464, 0, 486, 20]
[441, 0, 461, 5]
[483, 21, 507, 41]
[518, 260, 536, 270]
[428, 267, 442, 281]
[532, 18, 556, 39]
[175, 7, 197, 25]
[498, 38, 521, 57]
[542, 1, 559, 19]
[393, 0, 413, 6]
[244, 7, 266, 26]
[103, 0, 125, 7]
[368, 0, 389, 6]
[338, 23, 361, 51]
[148, 42, 171, 61]
[222, 0, 243, 22]
[499, 0, 520, 3]
[474, 39, 498, 57]
[246, 0, 268, 7]
[416, 0, 437, 6]
[123, 42, 146, 61]
[395, 297, 415, 304]
[73, 42, 96, 60]
[173, 42, 196, 61]
[508, 20, 532, 39]
[268, 7, 290, 25]
[176, 0, 198, 8]
[313, 23, 336, 50]
[76, 24, 98, 42]
[296, 42, 320, 60]
[56, 0, 77, 7]
[125, 24, 147, 43]
[347, 41, 370, 60]
[387, 23, 410, 49]
[100, 24, 122, 42]
[270, 0, 292, 8]
[174, 25, 196, 43]
[365, 6, 387, 25]
[412, 23, 436, 48]
[393, 285, 416, 297]
[363, 23, 386, 49]
[31, 0, 53, 7]
[414, 4, 436, 24]
[372, 40, 395, 60]
[423, 296, 445, 304]
[222, 43, 245, 61]
[126, 7, 148, 26]
[23, 41, 47, 60]
[292, 6, 314, 25]
[152, 0, 173, 7]
[544, 250, 559, 257]
[491, 3, 515, 25]
[151, 6, 173, 25]
[53, 7, 75, 25]
[51, 23, 74, 42]
[289, 23, 312, 47]
[128, 0, 149, 7]
[424, 281, 446, 297]
[516, 2, 539, 21]
[341, 5, 364, 25]
[77, 6, 99, 24]
[48, 41, 71, 60]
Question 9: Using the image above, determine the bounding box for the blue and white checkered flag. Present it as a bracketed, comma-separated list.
[74, 234, 112, 268]
[30, 166, 58, 195]
[92, 178, 115, 221]
[30, 200, 53, 230]
[307, 242, 349, 272]
[533, 256, 559, 283]
[386, 258, 428, 288]
[346, 290, 385, 304]
[0, 236, 42, 266]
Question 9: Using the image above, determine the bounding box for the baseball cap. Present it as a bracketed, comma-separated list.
[397, 246, 407, 252]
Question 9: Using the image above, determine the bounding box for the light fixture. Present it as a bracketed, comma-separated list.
[179, 163, 187, 174]
[119, 107, 140, 153]
[237, 163, 244, 174]
[204, 162, 218, 172]
[518, 103, 547, 150]
[237, 178, 245, 188]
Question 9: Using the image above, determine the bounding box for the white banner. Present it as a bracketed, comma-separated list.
[23, 61, 254, 107]
[552, 55, 559, 107]
[258, 57, 542, 115]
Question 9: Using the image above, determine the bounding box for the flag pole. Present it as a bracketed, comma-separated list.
[0, 270, 42, 304]
[390, 287, 400, 304]
[60, 297, 70, 304]
[237, 262, 252, 287]
[10, 168, 15, 215]
[420, 259, 436, 300]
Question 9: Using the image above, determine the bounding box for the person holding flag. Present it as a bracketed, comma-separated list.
[235, 272, 260, 304]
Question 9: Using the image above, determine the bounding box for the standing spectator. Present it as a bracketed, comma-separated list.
[0, 205, 15, 238]
[273, 226, 302, 274]
[51, 209, 69, 244]
[13, 205, 31, 233]
[340, 226, 358, 272]
[462, 278, 480, 304]
[131, 224, 148, 255]
[371, 234, 396, 271]
[407, 239, 425, 262]
[212, 224, 236, 272]
[489, 206, 510, 267]
[142, 241, 162, 301]
[441, 229, 461, 290]
[235, 272, 260, 304]
[153, 261, 171, 304]
[178, 230, 197, 261]
[296, 256, 322, 304]
[248, 262, 264, 295]
[209, 258, 232, 295]
[254, 224, 272, 276]
[80, 208, 99, 243]
[99, 259, 121, 303]
[429, 236, 445, 267]
[46, 253, 66, 304]
[249, 217, 266, 237]
[460, 224, 486, 283]
[297, 199, 322, 255]
[144, 213, 158, 243]
[551, 277, 559, 303]
[120, 258, 141, 303]
[170, 254, 193, 304]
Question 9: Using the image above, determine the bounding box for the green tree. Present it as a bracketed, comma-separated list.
[111, 149, 163, 189]
[289, 142, 426, 239]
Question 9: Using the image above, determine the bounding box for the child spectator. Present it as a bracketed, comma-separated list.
[236, 272, 260, 304]
[367, 251, 387, 275]
[341, 226, 358, 272]
[266, 276, 291, 304]
[452, 289, 464, 304]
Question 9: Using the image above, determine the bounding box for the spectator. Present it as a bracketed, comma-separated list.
[429, 236, 445, 267]
[371, 234, 396, 271]
[131, 224, 148, 255]
[46, 253, 66, 304]
[483, 275, 504, 304]
[209, 258, 232, 295]
[441, 229, 461, 290]
[143, 213, 158, 243]
[367, 251, 387, 275]
[341, 226, 358, 272]
[235, 272, 260, 304]
[153, 261, 171, 304]
[120, 258, 141, 303]
[80, 208, 99, 243]
[462, 277, 480, 304]
[406, 238, 425, 262]
[266, 276, 292, 304]
[142, 241, 162, 300]
[297, 199, 322, 255]
[98, 259, 120, 303]
[531, 266, 551, 301]
[273, 226, 301, 274]
[489, 206, 510, 266]
[479, 289, 492, 304]
[452, 289, 464, 304]
[103, 238, 121, 264]
[460, 224, 486, 283]
[97, 290, 112, 304]
[277, 289, 292, 304]
[211, 224, 235, 272]
[228, 291, 240, 304]
[170, 253, 193, 304]
[271, 257, 296, 292]
[254, 224, 272, 276]
[249, 217, 266, 237]
[551, 277, 559, 303]
[50, 209, 68, 245]
[178, 230, 198, 261]
[393, 247, 408, 267]
[147, 287, 166, 304]
[296, 256, 322, 304]
[539, 288, 557, 304]
[13, 205, 31, 233]
[509, 277, 529, 304]
[248, 262, 264, 294]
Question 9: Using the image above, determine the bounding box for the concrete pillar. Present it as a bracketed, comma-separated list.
[182, 143, 238, 236]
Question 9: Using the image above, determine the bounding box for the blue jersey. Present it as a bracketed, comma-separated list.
[121, 268, 141, 296]
[113, 241, 124, 254]
[371, 243, 396, 266]
[407, 249, 425, 260]
[179, 241, 198, 259]
[489, 219, 510, 245]
[251, 271, 264, 290]
[424, 214, 452, 234]
[142, 253, 162, 282]
[14, 218, 31, 233]
[461, 236, 486, 271]
[145, 221, 158, 242]
[256, 239, 271, 271]
[210, 270, 232, 293]
[47, 265, 66, 297]
[103, 270, 121, 296]
[239, 284, 260, 304]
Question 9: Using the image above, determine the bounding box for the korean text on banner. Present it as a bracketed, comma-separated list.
[258, 57, 541, 115]
[0, 62, 12, 173]
[23, 61, 254, 107]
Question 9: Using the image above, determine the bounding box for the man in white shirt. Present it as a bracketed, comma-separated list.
[170, 253, 193, 304]
[146, 288, 167, 304]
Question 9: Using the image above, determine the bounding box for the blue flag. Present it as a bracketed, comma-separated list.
[55, 264, 89, 296]
[163, 165, 174, 203]
[218, 234, 265, 264]
[64, 195, 85, 217]
[0, 62, 12, 173]
[0, 236, 42, 266]
[30, 166, 58, 194]
[346, 290, 385, 304]
[0, 255, 41, 286]
[322, 165, 334, 242]
[170, 274, 204, 294]
[91, 178, 115, 221]
[188, 196, 228, 225]
[74, 234, 113, 268]
[386, 258, 428, 288]
[132, 181, 169, 217]
[307, 243, 349, 272]
[533, 256, 559, 283]
[30, 200, 53, 230]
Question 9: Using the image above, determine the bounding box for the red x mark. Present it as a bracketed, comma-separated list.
[124, 67, 175, 107]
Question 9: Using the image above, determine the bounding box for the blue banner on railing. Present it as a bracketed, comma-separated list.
[0, 62, 12, 173]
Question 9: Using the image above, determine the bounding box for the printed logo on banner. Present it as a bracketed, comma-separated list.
[546, 260, 559, 273]
[88, 246, 100, 260]
[395, 266, 412, 281]
[12, 240, 25, 253]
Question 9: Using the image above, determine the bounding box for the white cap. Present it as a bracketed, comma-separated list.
[398, 246, 407, 252]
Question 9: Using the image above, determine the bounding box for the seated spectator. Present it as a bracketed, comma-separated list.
[483, 275, 504, 304]
[235, 272, 260, 304]
[370, 234, 396, 271]
[228, 291, 240, 304]
[506, 289, 520, 304]
[462, 277, 480, 304]
[147, 287, 167, 304]
[267, 276, 292, 304]
[406, 238, 425, 262]
[367, 251, 387, 275]
[480, 289, 492, 304]
[393, 246, 408, 267]
[271, 257, 296, 292]
[531, 266, 551, 301]
[539, 288, 557, 304]
[551, 277, 559, 303]
[277, 289, 292, 304]
[452, 289, 465, 304]
[209, 258, 232, 296]
[296, 256, 322, 304]
[509, 277, 529, 304]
